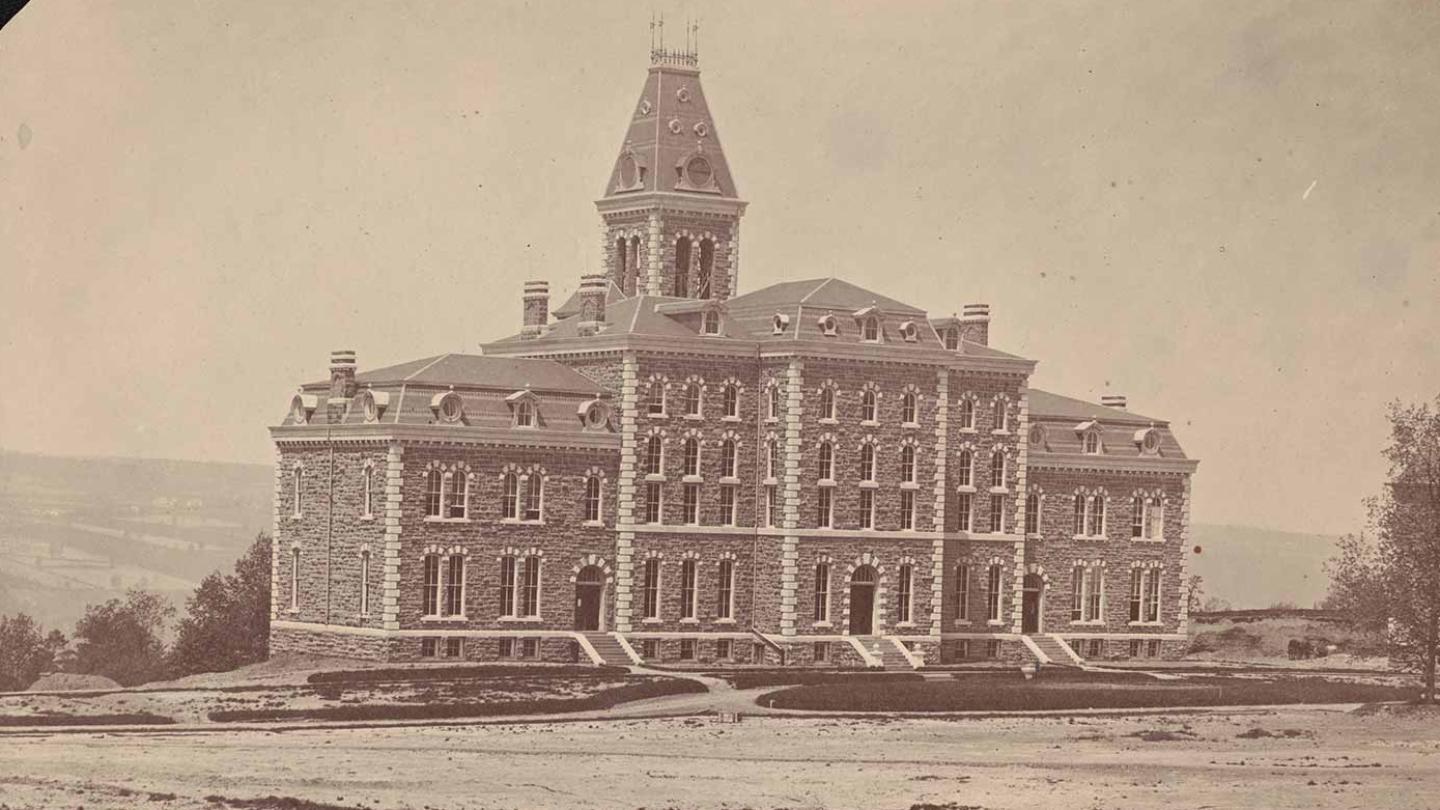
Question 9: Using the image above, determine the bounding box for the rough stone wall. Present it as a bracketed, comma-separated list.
[943, 370, 1027, 533]
[939, 537, 1023, 632]
[652, 212, 738, 299]
[270, 625, 395, 660]
[626, 531, 756, 631]
[790, 537, 938, 635]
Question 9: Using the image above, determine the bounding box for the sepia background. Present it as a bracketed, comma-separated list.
[2, 0, 1439, 621]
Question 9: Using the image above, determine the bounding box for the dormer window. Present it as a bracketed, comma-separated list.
[702, 309, 721, 335]
[862, 316, 880, 342]
[818, 314, 838, 336]
[357, 390, 389, 424]
[1135, 427, 1162, 455]
[898, 321, 918, 342]
[515, 400, 534, 427]
[943, 327, 960, 350]
[432, 391, 465, 424]
[579, 399, 610, 430]
[289, 393, 318, 425]
[772, 313, 791, 335]
[1081, 428, 1102, 455]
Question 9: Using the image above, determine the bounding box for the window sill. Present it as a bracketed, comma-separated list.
[682, 475, 703, 484]
[818, 479, 836, 488]
[1070, 620, 1105, 627]
[1130, 537, 1164, 543]
[285, 608, 300, 615]
[859, 480, 878, 489]
[900, 481, 920, 490]
[646, 413, 669, 420]
[714, 617, 737, 625]
[986, 619, 1006, 626]
[360, 515, 375, 522]
[679, 618, 700, 625]
[290, 514, 303, 521]
[721, 415, 741, 423]
[498, 615, 543, 623]
[902, 422, 919, 429]
[860, 419, 878, 427]
[641, 617, 662, 624]
[644, 474, 668, 483]
[958, 427, 978, 434]
[956, 485, 976, 493]
[818, 418, 838, 426]
[583, 520, 605, 528]
[1127, 621, 1164, 627]
[1026, 532, 1042, 540]
[952, 619, 971, 626]
[422, 615, 468, 623]
[424, 517, 472, 524]
[1072, 534, 1106, 541]
[764, 417, 779, 424]
[683, 414, 703, 421]
[896, 621, 917, 629]
[812, 621, 833, 629]
[989, 486, 1009, 494]
[720, 476, 741, 486]
[500, 518, 546, 526]
[991, 429, 1011, 436]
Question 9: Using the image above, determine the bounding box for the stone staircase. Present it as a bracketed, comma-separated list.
[583, 632, 637, 667]
[859, 636, 921, 670]
[1029, 634, 1083, 667]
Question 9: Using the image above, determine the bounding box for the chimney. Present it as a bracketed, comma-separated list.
[960, 303, 990, 346]
[577, 274, 608, 334]
[521, 280, 550, 338]
[1101, 394, 1128, 410]
[328, 350, 357, 422]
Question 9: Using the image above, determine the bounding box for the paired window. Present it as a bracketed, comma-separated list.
[584, 476, 602, 522]
[498, 555, 541, 618]
[522, 475, 542, 521]
[502, 473, 519, 519]
[954, 564, 970, 621]
[443, 554, 465, 616]
[1131, 496, 1165, 540]
[861, 389, 877, 422]
[680, 559, 697, 620]
[1082, 430, 1102, 454]
[717, 559, 734, 620]
[1072, 565, 1103, 622]
[897, 564, 913, 623]
[813, 562, 830, 622]
[499, 474, 541, 521]
[514, 399, 535, 428]
[901, 392, 917, 425]
[421, 554, 441, 617]
[1074, 494, 1106, 537]
[642, 559, 661, 619]
[985, 564, 1002, 621]
[859, 444, 876, 481]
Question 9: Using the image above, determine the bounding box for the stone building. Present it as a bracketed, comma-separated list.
[269, 46, 1198, 668]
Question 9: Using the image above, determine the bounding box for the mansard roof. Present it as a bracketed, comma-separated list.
[306, 354, 603, 395]
[602, 55, 740, 200]
[1027, 389, 1165, 426]
[1027, 389, 1193, 466]
[726, 277, 923, 315]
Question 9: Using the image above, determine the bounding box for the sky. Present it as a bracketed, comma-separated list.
[2, 1, 1438, 536]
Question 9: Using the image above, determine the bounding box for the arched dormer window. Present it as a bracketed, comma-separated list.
[943, 327, 960, 350]
[1077, 422, 1102, 455]
[507, 391, 537, 428]
[702, 309, 721, 335]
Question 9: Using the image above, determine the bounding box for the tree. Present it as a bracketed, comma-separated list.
[168, 533, 272, 678]
[1186, 575, 1206, 615]
[1325, 398, 1440, 703]
[0, 614, 64, 691]
[72, 590, 174, 686]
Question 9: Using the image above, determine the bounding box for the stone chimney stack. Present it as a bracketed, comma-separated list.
[577, 274, 608, 335]
[328, 350, 357, 423]
[960, 304, 990, 346]
[521, 280, 550, 338]
[1101, 394, 1128, 410]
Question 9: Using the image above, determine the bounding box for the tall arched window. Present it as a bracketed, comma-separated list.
[359, 549, 371, 616]
[361, 466, 374, 518]
[813, 562, 830, 622]
[421, 553, 440, 617]
[859, 443, 875, 481]
[722, 384, 739, 418]
[696, 238, 715, 298]
[958, 450, 974, 487]
[820, 387, 835, 420]
[900, 445, 916, 483]
[991, 452, 1006, 489]
[943, 327, 960, 350]
[897, 564, 913, 623]
[645, 436, 664, 475]
[443, 554, 465, 616]
[584, 475, 602, 522]
[958, 398, 975, 429]
[683, 437, 700, 476]
[818, 442, 834, 480]
[502, 473, 519, 519]
[647, 380, 666, 416]
[721, 439, 738, 478]
[289, 547, 301, 611]
[993, 399, 1008, 432]
[444, 472, 467, 519]
[674, 238, 692, 297]
[523, 475, 543, 521]
[642, 558, 661, 619]
[861, 389, 877, 422]
[424, 469, 443, 518]
[683, 382, 701, 416]
[291, 467, 303, 518]
[902, 392, 917, 424]
[767, 385, 780, 420]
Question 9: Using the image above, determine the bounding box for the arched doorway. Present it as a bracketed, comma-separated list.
[1022, 573, 1044, 633]
[575, 566, 604, 631]
[849, 565, 878, 635]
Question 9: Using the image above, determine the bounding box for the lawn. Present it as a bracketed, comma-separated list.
[764, 671, 1417, 712]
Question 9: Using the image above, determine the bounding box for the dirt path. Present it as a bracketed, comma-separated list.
[2, 706, 1437, 809]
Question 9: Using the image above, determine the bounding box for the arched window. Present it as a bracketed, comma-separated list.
[765, 439, 778, 479]
[696, 238, 715, 298]
[683, 383, 701, 416]
[722, 384, 739, 418]
[521, 555, 540, 616]
[1025, 493, 1041, 534]
[813, 562, 830, 622]
[897, 564, 913, 623]
[991, 452, 1006, 489]
[674, 238, 692, 297]
[289, 547, 301, 611]
[443, 472, 467, 519]
[291, 467, 303, 518]
[361, 466, 374, 518]
[683, 437, 700, 476]
[642, 558, 661, 619]
[680, 559, 697, 619]
[902, 392, 917, 424]
[818, 442, 834, 480]
[1083, 431, 1101, 454]
[424, 469, 443, 518]
[646, 381, 665, 416]
[958, 450, 974, 487]
[584, 475, 602, 523]
[861, 389, 877, 422]
[717, 559, 734, 619]
[862, 316, 880, 342]
[702, 309, 721, 335]
[900, 445, 916, 483]
[859, 443, 875, 481]
[514, 399, 535, 428]
[444, 554, 465, 616]
[993, 399, 1008, 432]
[502, 473, 519, 519]
[523, 475, 543, 521]
[767, 385, 780, 420]
[943, 327, 960, 350]
[645, 436, 663, 476]
[615, 236, 629, 289]
[359, 549, 371, 616]
[421, 553, 440, 617]
[958, 398, 975, 429]
[721, 439, 738, 478]
[819, 387, 835, 420]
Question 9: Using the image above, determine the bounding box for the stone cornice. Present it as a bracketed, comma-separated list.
[595, 191, 749, 217]
[270, 424, 621, 451]
[1028, 454, 1199, 475]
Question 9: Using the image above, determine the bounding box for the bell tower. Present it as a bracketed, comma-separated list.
[597, 22, 747, 301]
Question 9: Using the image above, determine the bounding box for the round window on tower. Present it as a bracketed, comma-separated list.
[618, 155, 638, 188]
[686, 156, 712, 188]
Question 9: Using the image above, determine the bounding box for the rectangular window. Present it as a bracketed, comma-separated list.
[684, 440, 699, 476]
[425, 471, 442, 518]
[900, 490, 915, 530]
[897, 564, 912, 623]
[643, 639, 660, 659]
[679, 638, 696, 660]
[766, 441, 778, 479]
[814, 641, 829, 663]
[421, 637, 438, 658]
[1145, 570, 1161, 623]
[644, 482, 662, 524]
[986, 639, 1000, 659]
[1129, 568, 1143, 622]
[717, 638, 732, 660]
[991, 453, 1005, 489]
[443, 554, 464, 617]
[502, 474, 518, 520]
[682, 483, 700, 525]
[500, 557, 516, 617]
[721, 442, 737, 478]
[444, 637, 463, 658]
[958, 492, 973, 532]
[986, 564, 1002, 621]
[645, 438, 663, 475]
[422, 554, 440, 617]
[817, 488, 833, 528]
[521, 556, 540, 617]
[765, 485, 778, 527]
[292, 468, 303, 518]
[642, 559, 660, 619]
[1071, 566, 1084, 622]
[717, 559, 734, 620]
[1147, 639, 1161, 658]
[680, 559, 697, 619]
[1025, 494, 1040, 535]
[1088, 638, 1103, 659]
[289, 547, 300, 611]
[813, 563, 830, 622]
[957, 639, 971, 659]
[958, 451, 973, 487]
[719, 485, 736, 526]
[859, 490, 874, 529]
[359, 551, 370, 616]
[955, 564, 970, 621]
[989, 494, 1005, 533]
[499, 638, 514, 658]
[521, 638, 538, 658]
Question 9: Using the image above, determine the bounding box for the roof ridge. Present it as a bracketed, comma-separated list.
[799, 277, 837, 304]
[405, 354, 451, 382]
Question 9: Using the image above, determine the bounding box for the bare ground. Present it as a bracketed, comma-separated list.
[2, 705, 1439, 810]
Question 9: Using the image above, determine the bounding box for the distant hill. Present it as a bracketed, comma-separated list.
[1189, 523, 1345, 610]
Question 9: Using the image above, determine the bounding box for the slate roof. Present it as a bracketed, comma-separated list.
[307, 354, 604, 395]
[1028, 389, 1165, 425]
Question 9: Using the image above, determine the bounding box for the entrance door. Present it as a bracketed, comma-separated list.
[575, 566, 603, 631]
[1021, 573, 1043, 633]
[849, 565, 877, 635]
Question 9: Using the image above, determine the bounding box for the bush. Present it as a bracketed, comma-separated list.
[0, 712, 174, 727]
[721, 670, 925, 690]
[306, 664, 622, 684]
